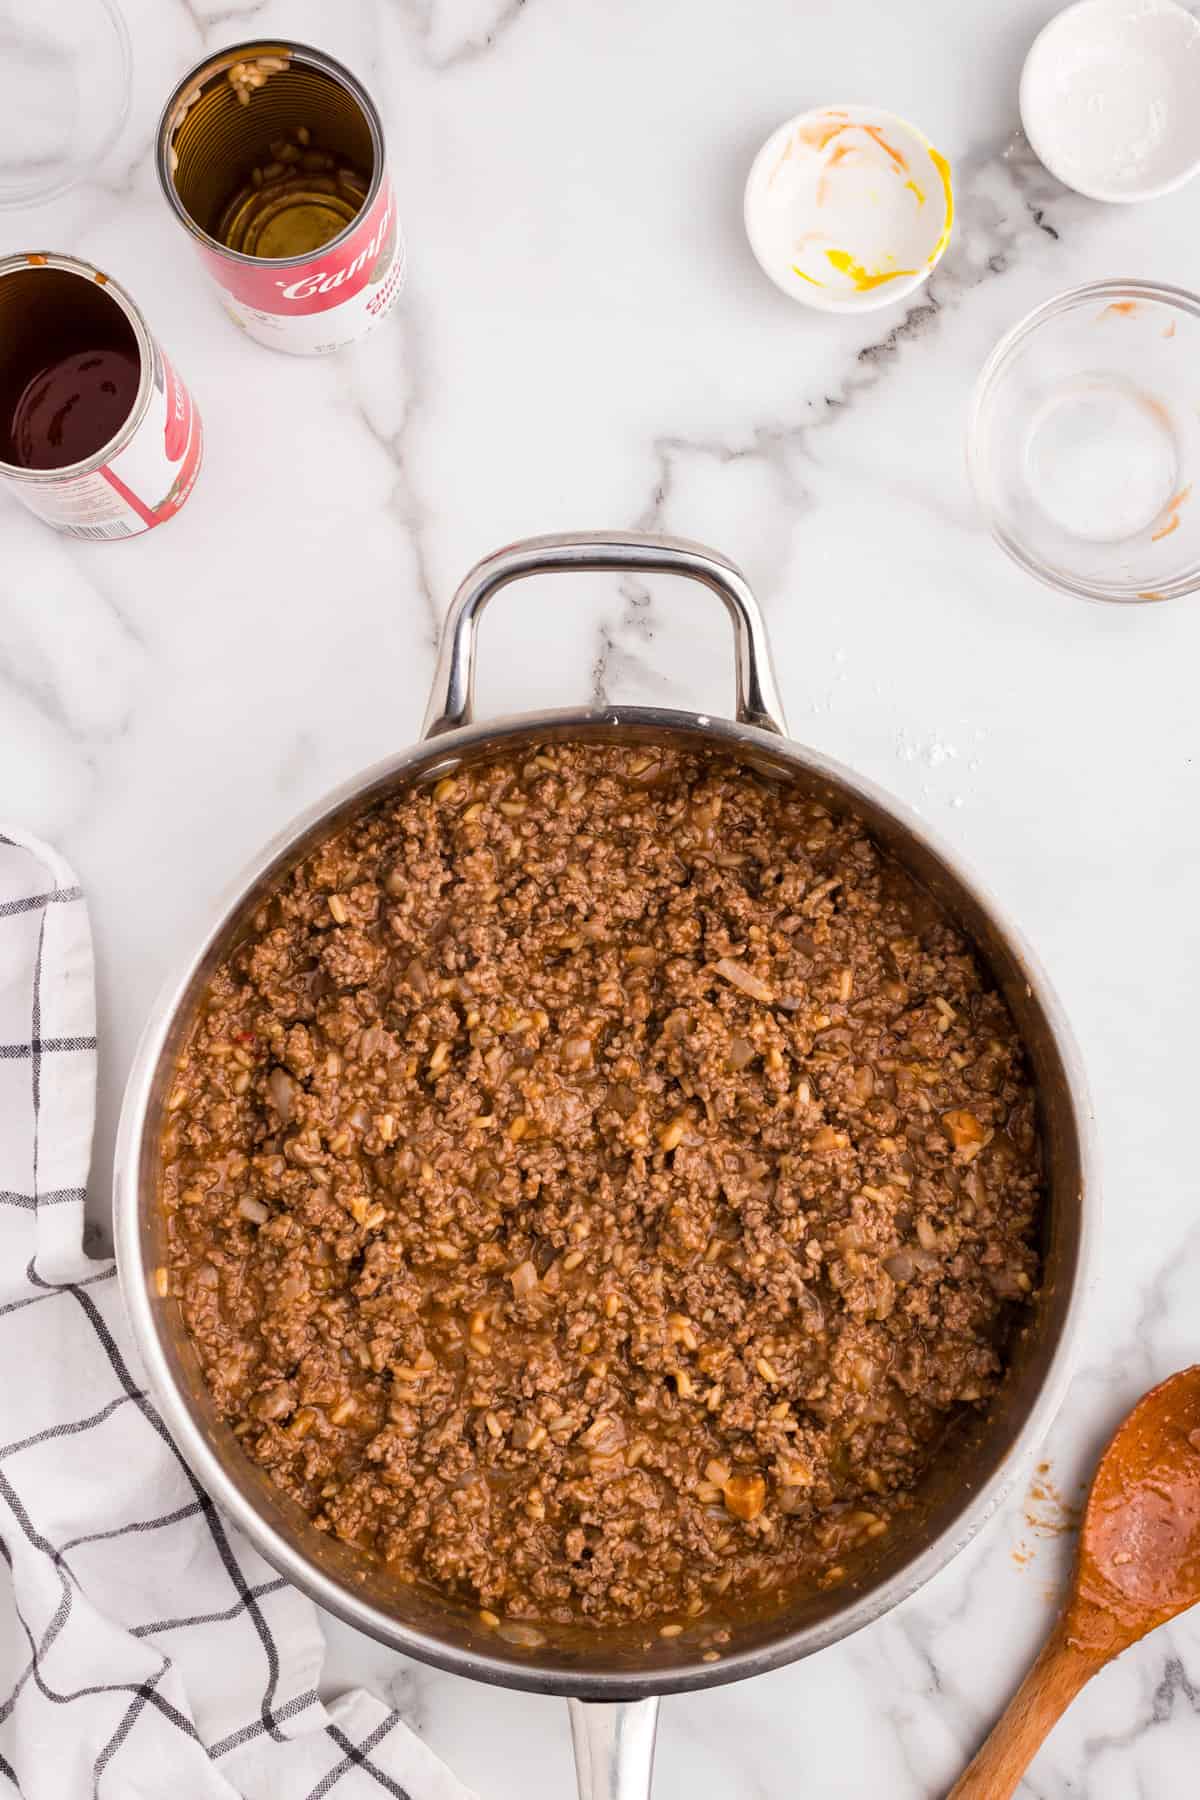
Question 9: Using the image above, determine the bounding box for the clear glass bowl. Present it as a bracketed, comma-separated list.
[0, 0, 131, 209]
[968, 281, 1200, 603]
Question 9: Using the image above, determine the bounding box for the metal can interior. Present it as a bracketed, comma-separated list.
[161, 43, 382, 265]
[0, 257, 149, 480]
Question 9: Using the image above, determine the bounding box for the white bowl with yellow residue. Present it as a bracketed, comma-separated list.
[744, 104, 953, 313]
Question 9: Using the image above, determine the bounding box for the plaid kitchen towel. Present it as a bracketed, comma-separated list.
[0, 826, 476, 1800]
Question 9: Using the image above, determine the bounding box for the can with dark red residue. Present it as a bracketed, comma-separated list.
[156, 41, 405, 356]
[0, 253, 203, 541]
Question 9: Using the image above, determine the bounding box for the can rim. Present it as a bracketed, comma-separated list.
[155, 41, 386, 269]
[0, 254, 154, 484]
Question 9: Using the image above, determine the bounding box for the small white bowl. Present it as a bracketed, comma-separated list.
[743, 104, 953, 314]
[1020, 0, 1200, 203]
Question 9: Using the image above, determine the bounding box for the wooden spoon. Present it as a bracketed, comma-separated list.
[950, 1365, 1200, 1799]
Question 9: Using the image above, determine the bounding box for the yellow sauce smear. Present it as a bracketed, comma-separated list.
[825, 248, 915, 291]
[791, 265, 823, 286]
[905, 178, 926, 206]
[927, 146, 953, 264]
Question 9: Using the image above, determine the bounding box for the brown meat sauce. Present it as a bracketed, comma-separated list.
[160, 743, 1043, 1638]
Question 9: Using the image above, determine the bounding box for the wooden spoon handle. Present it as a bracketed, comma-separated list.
[948, 1622, 1103, 1800]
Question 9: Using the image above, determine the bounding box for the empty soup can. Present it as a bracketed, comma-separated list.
[156, 41, 406, 355]
[0, 253, 202, 539]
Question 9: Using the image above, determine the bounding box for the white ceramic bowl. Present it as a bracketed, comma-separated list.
[743, 104, 953, 313]
[1020, 0, 1200, 203]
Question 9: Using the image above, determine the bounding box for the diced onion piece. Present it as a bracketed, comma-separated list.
[509, 1259, 539, 1298]
[714, 958, 774, 1005]
[723, 1471, 766, 1521]
[942, 1108, 986, 1150]
[497, 1621, 546, 1649]
[237, 1196, 270, 1225]
[267, 1068, 295, 1123]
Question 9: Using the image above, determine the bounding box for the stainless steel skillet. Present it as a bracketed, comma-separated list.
[115, 532, 1094, 1798]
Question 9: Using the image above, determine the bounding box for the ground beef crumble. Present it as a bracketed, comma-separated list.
[160, 742, 1043, 1639]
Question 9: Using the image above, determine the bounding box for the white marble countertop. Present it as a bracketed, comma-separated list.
[5, 0, 1200, 1793]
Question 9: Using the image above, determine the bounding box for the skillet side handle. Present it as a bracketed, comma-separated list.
[568, 1696, 661, 1800]
[421, 530, 787, 739]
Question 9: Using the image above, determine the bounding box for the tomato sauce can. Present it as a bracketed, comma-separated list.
[0, 253, 202, 541]
[156, 42, 406, 356]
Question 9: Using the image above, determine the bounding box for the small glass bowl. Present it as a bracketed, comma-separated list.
[0, 0, 131, 209]
[967, 281, 1200, 603]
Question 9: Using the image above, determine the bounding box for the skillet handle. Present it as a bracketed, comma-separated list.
[421, 530, 787, 739]
[568, 1697, 660, 1800]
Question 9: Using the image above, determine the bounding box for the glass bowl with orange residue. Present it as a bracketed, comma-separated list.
[968, 281, 1200, 603]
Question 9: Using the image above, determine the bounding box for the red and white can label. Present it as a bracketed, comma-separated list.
[0, 337, 202, 541]
[198, 177, 406, 354]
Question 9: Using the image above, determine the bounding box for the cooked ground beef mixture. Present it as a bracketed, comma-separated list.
[161, 742, 1042, 1639]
